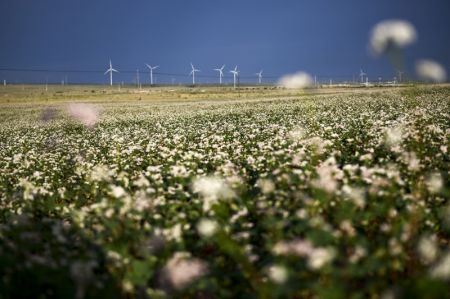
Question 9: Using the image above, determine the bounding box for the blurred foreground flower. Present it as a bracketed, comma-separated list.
[67, 103, 99, 127]
[430, 252, 450, 280]
[192, 176, 235, 211]
[277, 72, 313, 89]
[197, 218, 218, 238]
[416, 60, 447, 83]
[161, 252, 208, 289]
[418, 234, 438, 264]
[369, 20, 417, 55]
[267, 265, 288, 284]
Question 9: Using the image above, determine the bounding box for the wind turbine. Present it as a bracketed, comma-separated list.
[190, 63, 200, 85]
[230, 66, 239, 89]
[214, 65, 225, 84]
[397, 70, 404, 83]
[105, 60, 118, 86]
[256, 70, 263, 84]
[359, 68, 366, 83]
[146, 64, 159, 85]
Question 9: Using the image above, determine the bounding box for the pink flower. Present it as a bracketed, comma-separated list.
[67, 103, 98, 127]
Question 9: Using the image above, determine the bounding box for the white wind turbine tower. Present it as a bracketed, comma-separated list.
[146, 64, 159, 85]
[105, 60, 118, 86]
[397, 70, 404, 83]
[230, 66, 239, 89]
[359, 68, 366, 83]
[214, 65, 225, 84]
[256, 70, 263, 84]
[190, 63, 200, 85]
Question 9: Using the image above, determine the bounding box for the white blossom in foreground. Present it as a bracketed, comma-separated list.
[385, 126, 403, 148]
[311, 157, 342, 193]
[267, 265, 288, 284]
[197, 218, 218, 238]
[162, 252, 208, 289]
[67, 103, 99, 127]
[430, 252, 450, 280]
[288, 127, 306, 141]
[273, 239, 314, 256]
[307, 247, 336, 270]
[426, 172, 443, 194]
[369, 19, 417, 55]
[110, 185, 126, 198]
[256, 178, 275, 194]
[277, 72, 313, 89]
[416, 59, 447, 83]
[192, 176, 235, 211]
[418, 234, 438, 264]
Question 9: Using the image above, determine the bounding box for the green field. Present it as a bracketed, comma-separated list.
[1, 85, 449, 298]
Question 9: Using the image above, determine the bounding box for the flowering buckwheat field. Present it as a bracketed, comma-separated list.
[0, 86, 449, 298]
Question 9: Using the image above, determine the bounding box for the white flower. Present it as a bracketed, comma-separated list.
[273, 239, 314, 256]
[426, 172, 443, 194]
[267, 265, 288, 284]
[193, 176, 234, 199]
[369, 19, 417, 55]
[277, 72, 313, 89]
[256, 178, 275, 194]
[307, 247, 336, 270]
[110, 185, 126, 198]
[162, 252, 208, 289]
[197, 218, 218, 237]
[192, 176, 235, 211]
[288, 127, 306, 141]
[416, 59, 447, 83]
[340, 220, 356, 237]
[430, 252, 450, 280]
[418, 234, 438, 264]
[67, 103, 99, 127]
[90, 165, 113, 182]
[342, 185, 366, 208]
[385, 126, 403, 147]
[311, 157, 342, 193]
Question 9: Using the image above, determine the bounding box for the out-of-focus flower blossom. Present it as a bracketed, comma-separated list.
[288, 127, 306, 141]
[273, 239, 314, 256]
[385, 126, 403, 147]
[418, 234, 438, 264]
[257, 178, 275, 194]
[192, 176, 234, 200]
[369, 20, 417, 55]
[277, 72, 313, 89]
[110, 185, 126, 198]
[162, 252, 208, 289]
[67, 103, 99, 127]
[342, 185, 366, 208]
[192, 176, 235, 211]
[426, 172, 443, 194]
[430, 252, 450, 280]
[311, 156, 342, 193]
[267, 265, 288, 284]
[416, 59, 447, 83]
[307, 247, 336, 270]
[197, 218, 218, 237]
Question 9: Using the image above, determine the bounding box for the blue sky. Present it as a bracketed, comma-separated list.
[0, 0, 449, 84]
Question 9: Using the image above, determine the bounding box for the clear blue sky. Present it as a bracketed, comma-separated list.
[0, 0, 449, 84]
